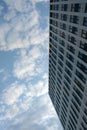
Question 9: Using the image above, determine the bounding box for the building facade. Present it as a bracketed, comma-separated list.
[49, 0, 87, 130]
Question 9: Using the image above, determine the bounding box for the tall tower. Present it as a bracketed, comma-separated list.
[49, 0, 87, 130]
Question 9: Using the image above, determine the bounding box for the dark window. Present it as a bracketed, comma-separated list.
[74, 77, 84, 92]
[72, 92, 81, 106]
[70, 110, 77, 124]
[67, 44, 75, 54]
[69, 116, 76, 129]
[65, 67, 72, 77]
[59, 39, 65, 47]
[83, 17, 87, 27]
[61, 4, 68, 11]
[85, 3, 87, 13]
[84, 108, 87, 115]
[83, 115, 87, 124]
[61, 14, 67, 21]
[58, 52, 64, 61]
[58, 59, 63, 67]
[76, 69, 86, 84]
[63, 86, 69, 96]
[59, 46, 64, 54]
[68, 35, 76, 45]
[57, 71, 62, 79]
[77, 61, 87, 74]
[73, 85, 83, 99]
[81, 122, 87, 130]
[81, 30, 87, 39]
[52, 46, 57, 54]
[78, 51, 87, 63]
[64, 73, 71, 84]
[64, 80, 70, 90]
[60, 23, 66, 30]
[66, 52, 74, 62]
[71, 3, 81, 12]
[80, 41, 87, 51]
[71, 104, 79, 119]
[60, 31, 65, 39]
[70, 15, 79, 24]
[69, 26, 78, 35]
[66, 60, 73, 70]
[52, 52, 57, 60]
[68, 120, 74, 130]
[72, 99, 80, 112]
[58, 65, 63, 73]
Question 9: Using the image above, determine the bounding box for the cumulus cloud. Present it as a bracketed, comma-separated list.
[13, 45, 44, 80]
[0, 0, 48, 51]
[0, 0, 63, 130]
[2, 82, 25, 105]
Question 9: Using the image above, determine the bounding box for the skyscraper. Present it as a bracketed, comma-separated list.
[49, 0, 87, 130]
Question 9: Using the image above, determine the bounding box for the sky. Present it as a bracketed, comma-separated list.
[0, 0, 63, 130]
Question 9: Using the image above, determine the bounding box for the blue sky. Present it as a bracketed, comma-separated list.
[0, 0, 63, 130]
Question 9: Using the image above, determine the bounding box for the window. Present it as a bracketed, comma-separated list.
[85, 3, 87, 13]
[61, 14, 67, 21]
[59, 39, 65, 47]
[80, 41, 87, 51]
[58, 59, 63, 67]
[69, 26, 78, 35]
[73, 85, 83, 99]
[64, 80, 70, 90]
[68, 35, 76, 45]
[66, 52, 74, 62]
[84, 108, 87, 115]
[50, 4, 59, 11]
[57, 71, 62, 79]
[67, 44, 75, 54]
[72, 92, 81, 106]
[65, 67, 72, 77]
[59, 46, 64, 54]
[50, 19, 58, 27]
[76, 69, 86, 84]
[52, 46, 57, 54]
[83, 115, 87, 124]
[72, 99, 80, 112]
[71, 3, 81, 12]
[61, 4, 68, 11]
[63, 86, 69, 96]
[78, 51, 87, 63]
[70, 110, 77, 124]
[60, 31, 66, 39]
[60, 23, 66, 30]
[64, 73, 71, 84]
[66, 60, 73, 70]
[58, 65, 63, 73]
[70, 15, 79, 24]
[50, 25, 58, 34]
[83, 17, 87, 27]
[81, 122, 87, 130]
[74, 77, 84, 92]
[69, 116, 76, 129]
[77, 61, 87, 74]
[71, 104, 79, 119]
[58, 52, 64, 61]
[81, 30, 87, 39]
[52, 51, 57, 60]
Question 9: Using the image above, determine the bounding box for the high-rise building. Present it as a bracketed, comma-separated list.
[49, 0, 87, 130]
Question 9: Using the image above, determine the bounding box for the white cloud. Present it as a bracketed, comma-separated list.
[13, 45, 45, 80]
[0, 0, 48, 51]
[32, 0, 49, 3]
[0, 69, 4, 74]
[0, 0, 63, 130]
[2, 82, 25, 105]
